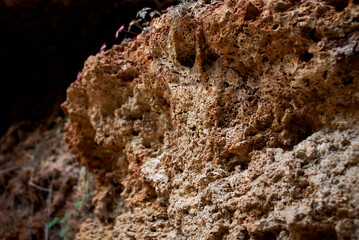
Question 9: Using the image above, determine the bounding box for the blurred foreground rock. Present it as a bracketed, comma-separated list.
[0, 118, 93, 239]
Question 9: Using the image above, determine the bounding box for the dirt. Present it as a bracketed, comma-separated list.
[0, 118, 93, 240]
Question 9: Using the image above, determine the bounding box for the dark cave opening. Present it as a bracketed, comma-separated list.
[0, 0, 176, 136]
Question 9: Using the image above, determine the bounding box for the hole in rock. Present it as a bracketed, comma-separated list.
[113, 184, 123, 195]
[309, 28, 321, 42]
[243, 229, 250, 240]
[244, 2, 261, 21]
[225, 154, 249, 172]
[341, 139, 351, 147]
[212, 226, 229, 239]
[262, 231, 277, 240]
[327, 0, 349, 11]
[342, 76, 353, 85]
[300, 51, 313, 62]
[123, 76, 135, 82]
[178, 54, 196, 68]
[247, 96, 255, 102]
[208, 53, 219, 62]
[298, 227, 337, 240]
[323, 71, 328, 79]
[130, 114, 143, 121]
[285, 114, 317, 148]
[228, 161, 249, 172]
[132, 131, 139, 136]
[353, 15, 359, 22]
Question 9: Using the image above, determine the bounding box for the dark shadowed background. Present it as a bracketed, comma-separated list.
[0, 0, 176, 136]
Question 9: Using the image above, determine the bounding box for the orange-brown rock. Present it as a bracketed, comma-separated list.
[62, 0, 359, 239]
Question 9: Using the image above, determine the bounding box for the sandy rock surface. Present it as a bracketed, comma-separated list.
[62, 0, 359, 239]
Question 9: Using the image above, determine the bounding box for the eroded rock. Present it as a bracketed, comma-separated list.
[62, 0, 359, 239]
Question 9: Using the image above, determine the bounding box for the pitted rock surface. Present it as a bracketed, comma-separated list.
[62, 0, 359, 239]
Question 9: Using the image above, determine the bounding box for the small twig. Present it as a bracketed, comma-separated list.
[28, 179, 53, 240]
[130, 23, 143, 31]
[28, 181, 52, 192]
[115, 24, 139, 39]
[44, 174, 54, 240]
[45, 224, 49, 240]
[0, 165, 25, 174]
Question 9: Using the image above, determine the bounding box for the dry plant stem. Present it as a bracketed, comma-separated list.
[0, 165, 26, 173]
[45, 226, 48, 240]
[44, 179, 53, 240]
[28, 178, 54, 240]
[28, 181, 52, 192]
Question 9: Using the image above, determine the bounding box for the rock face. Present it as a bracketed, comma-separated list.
[62, 0, 359, 239]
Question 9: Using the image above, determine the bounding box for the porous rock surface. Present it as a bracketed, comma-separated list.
[62, 0, 359, 239]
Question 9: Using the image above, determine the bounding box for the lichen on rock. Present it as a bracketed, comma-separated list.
[62, 0, 359, 239]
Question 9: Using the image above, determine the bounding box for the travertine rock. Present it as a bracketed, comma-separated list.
[62, 0, 359, 239]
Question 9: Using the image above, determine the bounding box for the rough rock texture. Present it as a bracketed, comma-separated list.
[62, 0, 359, 239]
[0, 118, 93, 239]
